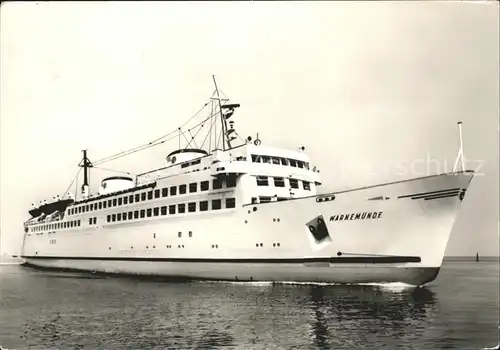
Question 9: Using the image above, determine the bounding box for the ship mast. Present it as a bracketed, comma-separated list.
[212, 75, 228, 151]
[212, 75, 240, 151]
[78, 150, 93, 199]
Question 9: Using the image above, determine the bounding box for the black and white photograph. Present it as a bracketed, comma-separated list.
[1, 1, 499, 349]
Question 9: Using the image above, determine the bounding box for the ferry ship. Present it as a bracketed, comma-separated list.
[20, 77, 474, 286]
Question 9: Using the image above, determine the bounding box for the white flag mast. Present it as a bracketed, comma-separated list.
[452, 121, 465, 172]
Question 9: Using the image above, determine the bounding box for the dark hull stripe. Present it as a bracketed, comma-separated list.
[412, 190, 459, 200]
[398, 187, 460, 199]
[21, 256, 421, 264]
[424, 193, 459, 201]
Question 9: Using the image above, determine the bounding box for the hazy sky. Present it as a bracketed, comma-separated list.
[1, 1, 498, 256]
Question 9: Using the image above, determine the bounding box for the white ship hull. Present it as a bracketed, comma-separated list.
[21, 171, 473, 286]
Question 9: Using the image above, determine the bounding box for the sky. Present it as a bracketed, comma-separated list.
[1, 1, 498, 256]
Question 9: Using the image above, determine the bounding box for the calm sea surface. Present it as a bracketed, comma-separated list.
[1, 261, 498, 349]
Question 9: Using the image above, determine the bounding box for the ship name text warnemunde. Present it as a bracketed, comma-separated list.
[329, 212, 383, 222]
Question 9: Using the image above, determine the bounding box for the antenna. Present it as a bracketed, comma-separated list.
[452, 121, 465, 172]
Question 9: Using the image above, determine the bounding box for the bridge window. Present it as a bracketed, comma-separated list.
[147, 191, 153, 200]
[226, 198, 236, 208]
[274, 177, 285, 187]
[289, 159, 297, 167]
[262, 156, 270, 164]
[297, 161, 304, 169]
[124, 197, 128, 205]
[272, 157, 280, 165]
[213, 178, 223, 190]
[99, 202, 102, 210]
[303, 181, 311, 191]
[200, 181, 209, 191]
[189, 183, 197, 193]
[226, 175, 237, 188]
[256, 176, 269, 186]
[290, 179, 299, 189]
[200, 201, 208, 211]
[212, 199, 222, 210]
[103, 201, 107, 209]
[90, 204, 94, 211]
[179, 185, 187, 194]
[188, 202, 196, 212]
[113, 199, 117, 206]
[135, 194, 140, 202]
[280, 158, 288, 165]
[178, 203, 186, 213]
[251, 155, 259, 162]
[85, 205, 89, 211]
[170, 186, 177, 196]
[169, 205, 176, 214]
[129, 194, 134, 203]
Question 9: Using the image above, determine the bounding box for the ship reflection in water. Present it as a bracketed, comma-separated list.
[305, 284, 435, 349]
[1, 265, 464, 350]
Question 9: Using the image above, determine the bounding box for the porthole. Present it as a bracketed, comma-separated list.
[178, 232, 182, 238]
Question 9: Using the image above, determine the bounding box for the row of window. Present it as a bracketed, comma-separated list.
[256, 176, 311, 190]
[251, 155, 310, 170]
[31, 220, 81, 232]
[106, 198, 236, 223]
[68, 177, 237, 216]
